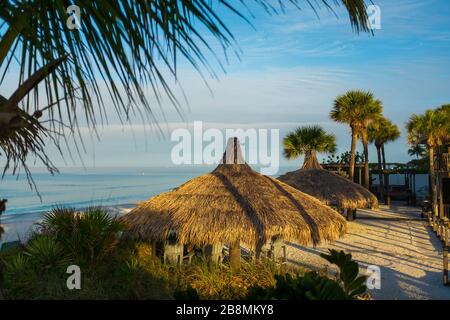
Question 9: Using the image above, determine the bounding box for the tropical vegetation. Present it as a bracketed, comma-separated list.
[283, 125, 337, 169]
[247, 249, 367, 300]
[406, 105, 449, 216]
[367, 116, 400, 201]
[330, 90, 382, 188]
[0, 207, 368, 300]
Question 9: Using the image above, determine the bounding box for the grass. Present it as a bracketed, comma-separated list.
[0, 238, 282, 300]
[0, 207, 367, 300]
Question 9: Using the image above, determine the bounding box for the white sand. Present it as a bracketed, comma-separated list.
[286, 204, 450, 300]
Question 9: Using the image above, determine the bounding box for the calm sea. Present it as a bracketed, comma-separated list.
[1, 166, 429, 217]
[1, 166, 296, 217]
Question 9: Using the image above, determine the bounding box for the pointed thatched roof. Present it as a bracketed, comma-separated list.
[122, 138, 346, 248]
[278, 151, 378, 210]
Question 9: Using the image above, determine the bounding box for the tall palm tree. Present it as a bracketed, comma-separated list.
[330, 90, 382, 188]
[283, 125, 337, 169]
[0, 1, 371, 184]
[408, 144, 426, 160]
[368, 116, 400, 201]
[406, 109, 448, 217]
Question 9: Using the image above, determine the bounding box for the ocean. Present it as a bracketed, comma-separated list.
[1, 166, 429, 218]
[1, 166, 297, 217]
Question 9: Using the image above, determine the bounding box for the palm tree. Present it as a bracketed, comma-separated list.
[408, 144, 426, 160]
[283, 125, 337, 169]
[0, 58, 64, 192]
[0, 1, 371, 185]
[368, 117, 400, 201]
[406, 109, 448, 217]
[330, 90, 382, 188]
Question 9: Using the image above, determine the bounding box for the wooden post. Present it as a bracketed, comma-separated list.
[439, 176, 444, 219]
[229, 239, 241, 270]
[444, 243, 449, 286]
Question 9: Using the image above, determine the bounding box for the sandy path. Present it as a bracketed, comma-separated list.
[286, 205, 450, 300]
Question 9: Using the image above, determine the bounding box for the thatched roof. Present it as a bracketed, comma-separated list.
[278, 153, 378, 210]
[122, 138, 346, 248]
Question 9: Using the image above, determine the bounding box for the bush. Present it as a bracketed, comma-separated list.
[39, 207, 126, 265]
[246, 249, 367, 300]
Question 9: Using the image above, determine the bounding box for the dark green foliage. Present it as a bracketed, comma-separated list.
[325, 151, 365, 165]
[39, 207, 126, 265]
[23, 235, 70, 270]
[247, 272, 347, 300]
[320, 249, 367, 298]
[247, 249, 367, 300]
[174, 285, 200, 300]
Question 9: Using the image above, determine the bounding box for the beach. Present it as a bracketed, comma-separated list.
[286, 205, 450, 300]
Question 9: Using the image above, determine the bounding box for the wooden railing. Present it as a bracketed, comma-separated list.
[426, 210, 450, 285]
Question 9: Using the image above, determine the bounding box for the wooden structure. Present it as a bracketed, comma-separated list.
[280, 155, 378, 221]
[321, 163, 366, 186]
[122, 138, 347, 269]
[425, 147, 450, 285]
[370, 165, 418, 206]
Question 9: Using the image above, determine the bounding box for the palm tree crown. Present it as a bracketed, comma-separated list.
[330, 90, 383, 186]
[283, 125, 336, 169]
[406, 107, 448, 217]
[408, 144, 426, 159]
[330, 90, 382, 132]
[406, 109, 447, 148]
[368, 117, 400, 147]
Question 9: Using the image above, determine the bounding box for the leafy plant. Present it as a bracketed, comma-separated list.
[283, 125, 337, 169]
[320, 249, 366, 298]
[39, 207, 126, 265]
[3, 252, 30, 275]
[174, 285, 200, 300]
[23, 235, 70, 270]
[247, 249, 367, 300]
[247, 272, 347, 300]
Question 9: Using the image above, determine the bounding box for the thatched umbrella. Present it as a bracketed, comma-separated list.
[122, 138, 346, 268]
[278, 150, 378, 220]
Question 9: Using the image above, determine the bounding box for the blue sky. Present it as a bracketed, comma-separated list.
[3, 0, 450, 171]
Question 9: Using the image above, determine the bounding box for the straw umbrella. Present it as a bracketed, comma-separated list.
[122, 138, 346, 269]
[278, 152, 378, 220]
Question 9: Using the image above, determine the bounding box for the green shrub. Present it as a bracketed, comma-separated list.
[24, 235, 70, 270]
[320, 249, 367, 298]
[174, 285, 200, 300]
[247, 249, 367, 300]
[39, 207, 126, 265]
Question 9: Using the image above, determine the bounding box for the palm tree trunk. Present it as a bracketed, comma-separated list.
[429, 146, 438, 217]
[362, 134, 370, 189]
[349, 129, 357, 181]
[302, 150, 322, 169]
[376, 144, 384, 202]
[229, 239, 241, 270]
[381, 144, 389, 191]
